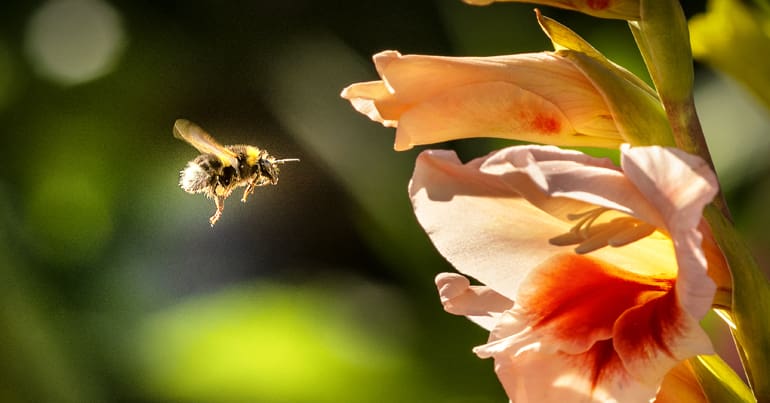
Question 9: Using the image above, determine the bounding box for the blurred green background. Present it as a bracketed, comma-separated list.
[0, 0, 768, 402]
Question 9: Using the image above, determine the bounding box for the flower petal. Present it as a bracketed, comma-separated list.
[410, 148, 583, 300]
[339, 80, 398, 127]
[613, 290, 714, 385]
[435, 272, 514, 330]
[620, 145, 718, 234]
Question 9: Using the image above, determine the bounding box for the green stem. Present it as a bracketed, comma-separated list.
[705, 205, 770, 401]
[663, 95, 731, 219]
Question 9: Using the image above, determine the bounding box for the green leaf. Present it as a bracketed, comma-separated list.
[691, 355, 754, 403]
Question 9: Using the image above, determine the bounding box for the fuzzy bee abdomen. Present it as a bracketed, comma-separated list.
[179, 161, 215, 193]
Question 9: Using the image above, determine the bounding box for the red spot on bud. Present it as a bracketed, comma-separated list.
[587, 0, 610, 10]
[532, 114, 561, 135]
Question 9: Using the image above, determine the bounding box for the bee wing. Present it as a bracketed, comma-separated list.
[174, 119, 239, 168]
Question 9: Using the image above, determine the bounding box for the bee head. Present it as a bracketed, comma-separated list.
[259, 157, 280, 185]
[263, 156, 300, 185]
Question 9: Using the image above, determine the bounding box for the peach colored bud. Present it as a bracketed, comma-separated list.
[341, 50, 623, 151]
[462, 0, 640, 20]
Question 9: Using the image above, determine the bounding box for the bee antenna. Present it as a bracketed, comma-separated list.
[273, 158, 300, 164]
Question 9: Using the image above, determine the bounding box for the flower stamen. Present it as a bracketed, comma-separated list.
[550, 208, 656, 253]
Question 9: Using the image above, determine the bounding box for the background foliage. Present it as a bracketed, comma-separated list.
[0, 0, 767, 402]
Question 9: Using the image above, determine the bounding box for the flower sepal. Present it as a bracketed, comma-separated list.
[629, 0, 693, 105]
[537, 11, 675, 147]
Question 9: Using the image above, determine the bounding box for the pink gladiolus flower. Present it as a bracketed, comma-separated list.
[341, 50, 624, 151]
[461, 0, 640, 20]
[411, 145, 722, 402]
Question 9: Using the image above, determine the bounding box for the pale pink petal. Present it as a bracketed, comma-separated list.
[435, 272, 514, 331]
[410, 148, 585, 300]
[474, 145, 661, 224]
[620, 145, 718, 234]
[670, 228, 716, 320]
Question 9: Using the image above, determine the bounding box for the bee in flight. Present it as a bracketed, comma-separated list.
[174, 118, 299, 226]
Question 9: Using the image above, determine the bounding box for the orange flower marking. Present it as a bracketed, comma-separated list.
[531, 114, 562, 135]
[522, 254, 674, 343]
[567, 340, 621, 394]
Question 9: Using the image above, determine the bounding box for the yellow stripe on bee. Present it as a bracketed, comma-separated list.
[245, 146, 262, 166]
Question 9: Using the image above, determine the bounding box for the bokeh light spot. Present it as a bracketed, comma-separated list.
[137, 283, 425, 402]
[24, 0, 126, 85]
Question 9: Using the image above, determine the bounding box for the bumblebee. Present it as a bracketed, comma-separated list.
[174, 118, 299, 226]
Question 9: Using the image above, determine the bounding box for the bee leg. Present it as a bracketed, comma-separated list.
[209, 196, 225, 226]
[241, 175, 271, 202]
[241, 181, 256, 203]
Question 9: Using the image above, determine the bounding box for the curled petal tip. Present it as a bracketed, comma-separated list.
[435, 272, 471, 301]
